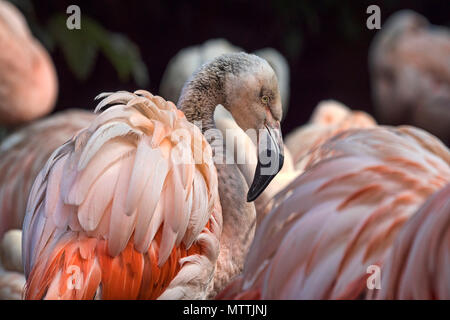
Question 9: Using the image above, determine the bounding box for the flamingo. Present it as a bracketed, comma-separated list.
[369, 182, 450, 299]
[0, 110, 95, 238]
[0, 0, 57, 126]
[369, 10, 450, 145]
[22, 52, 284, 299]
[217, 126, 450, 299]
[0, 229, 24, 300]
[160, 39, 290, 118]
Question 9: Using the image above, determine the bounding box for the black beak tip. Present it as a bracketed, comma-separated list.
[246, 154, 284, 203]
[246, 191, 259, 203]
[279, 153, 285, 171]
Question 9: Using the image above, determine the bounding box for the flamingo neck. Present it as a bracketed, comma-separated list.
[178, 75, 256, 298]
[178, 68, 225, 133]
[210, 161, 256, 297]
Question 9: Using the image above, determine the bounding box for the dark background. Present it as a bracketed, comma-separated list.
[20, 0, 450, 135]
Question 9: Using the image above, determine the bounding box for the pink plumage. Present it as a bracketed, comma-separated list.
[0, 0, 57, 125]
[369, 183, 450, 299]
[0, 110, 95, 237]
[218, 126, 450, 299]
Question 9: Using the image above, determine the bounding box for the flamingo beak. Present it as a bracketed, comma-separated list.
[247, 121, 284, 202]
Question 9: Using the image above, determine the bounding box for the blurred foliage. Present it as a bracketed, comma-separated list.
[47, 15, 149, 85]
[8, 0, 149, 86]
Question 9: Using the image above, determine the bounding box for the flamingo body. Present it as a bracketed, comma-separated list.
[23, 91, 222, 299]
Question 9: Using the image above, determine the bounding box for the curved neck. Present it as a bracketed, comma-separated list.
[178, 72, 256, 297]
[178, 68, 225, 132]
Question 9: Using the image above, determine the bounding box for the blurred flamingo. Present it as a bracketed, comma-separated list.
[217, 126, 450, 299]
[0, 0, 57, 126]
[22, 53, 284, 299]
[0, 110, 95, 238]
[369, 10, 450, 145]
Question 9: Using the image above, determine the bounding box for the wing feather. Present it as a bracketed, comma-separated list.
[125, 137, 158, 216]
[78, 121, 141, 170]
[134, 149, 169, 250]
[77, 161, 121, 231]
[23, 91, 222, 299]
[108, 155, 136, 256]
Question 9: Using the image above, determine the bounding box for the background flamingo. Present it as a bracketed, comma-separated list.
[22, 53, 284, 299]
[217, 126, 450, 299]
[0, 110, 95, 238]
[369, 10, 450, 145]
[0, 0, 57, 126]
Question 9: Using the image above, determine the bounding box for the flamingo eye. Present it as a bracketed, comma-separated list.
[261, 95, 270, 104]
